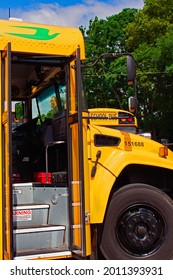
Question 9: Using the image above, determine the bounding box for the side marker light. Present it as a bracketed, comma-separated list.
[159, 146, 168, 158]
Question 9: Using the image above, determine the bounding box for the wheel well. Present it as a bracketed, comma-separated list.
[100, 183, 173, 259]
[97, 165, 173, 259]
[110, 164, 173, 200]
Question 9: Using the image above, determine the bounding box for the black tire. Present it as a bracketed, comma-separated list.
[100, 183, 173, 259]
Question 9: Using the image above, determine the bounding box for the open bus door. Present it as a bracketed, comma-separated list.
[0, 43, 13, 260]
[67, 48, 88, 258]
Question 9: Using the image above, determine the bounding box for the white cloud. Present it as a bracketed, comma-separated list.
[0, 0, 144, 28]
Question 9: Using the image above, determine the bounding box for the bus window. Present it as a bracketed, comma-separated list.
[36, 84, 66, 122]
[12, 101, 25, 131]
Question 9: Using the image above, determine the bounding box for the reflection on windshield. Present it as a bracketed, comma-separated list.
[37, 85, 57, 121]
[36, 84, 66, 121]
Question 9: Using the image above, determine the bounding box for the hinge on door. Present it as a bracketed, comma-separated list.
[4, 251, 10, 260]
[85, 211, 90, 224]
[2, 111, 8, 125]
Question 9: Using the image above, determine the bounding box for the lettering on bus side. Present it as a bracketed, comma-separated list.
[90, 113, 117, 120]
[125, 141, 144, 147]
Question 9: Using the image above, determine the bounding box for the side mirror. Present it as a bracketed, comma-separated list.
[128, 96, 138, 113]
[126, 55, 136, 85]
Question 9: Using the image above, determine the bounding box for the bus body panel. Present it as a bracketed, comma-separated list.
[0, 19, 85, 58]
[89, 124, 173, 223]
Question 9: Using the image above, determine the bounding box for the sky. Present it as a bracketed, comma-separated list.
[0, 0, 144, 28]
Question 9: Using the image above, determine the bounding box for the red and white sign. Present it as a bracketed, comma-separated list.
[13, 209, 32, 221]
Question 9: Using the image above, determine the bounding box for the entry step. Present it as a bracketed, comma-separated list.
[13, 225, 67, 253]
[14, 224, 65, 234]
[13, 204, 50, 227]
[14, 249, 71, 260]
[13, 204, 50, 210]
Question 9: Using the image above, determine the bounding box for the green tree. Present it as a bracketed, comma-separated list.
[126, 0, 173, 141]
[80, 8, 138, 109]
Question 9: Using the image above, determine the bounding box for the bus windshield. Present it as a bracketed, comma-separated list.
[34, 84, 66, 122]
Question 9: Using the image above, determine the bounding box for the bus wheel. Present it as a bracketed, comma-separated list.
[100, 183, 173, 259]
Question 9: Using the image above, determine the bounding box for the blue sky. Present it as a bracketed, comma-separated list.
[0, 0, 80, 9]
[0, 0, 144, 27]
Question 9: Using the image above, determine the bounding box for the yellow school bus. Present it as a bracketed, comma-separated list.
[1, 18, 173, 260]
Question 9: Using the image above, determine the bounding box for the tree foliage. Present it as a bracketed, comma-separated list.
[80, 8, 138, 109]
[80, 1, 173, 142]
[126, 0, 173, 141]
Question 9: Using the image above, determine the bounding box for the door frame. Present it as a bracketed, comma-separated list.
[67, 48, 86, 257]
[0, 43, 13, 260]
